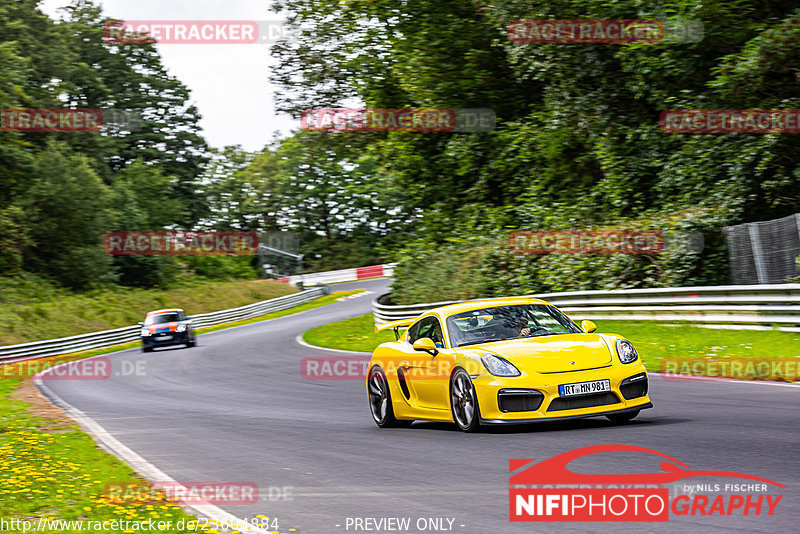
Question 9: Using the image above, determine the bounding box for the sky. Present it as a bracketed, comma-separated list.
[41, 0, 297, 151]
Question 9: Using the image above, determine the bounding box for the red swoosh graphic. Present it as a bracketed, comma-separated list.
[509, 444, 784, 487]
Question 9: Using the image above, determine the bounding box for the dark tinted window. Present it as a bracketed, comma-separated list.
[144, 313, 180, 325]
[446, 304, 581, 347]
[408, 316, 444, 347]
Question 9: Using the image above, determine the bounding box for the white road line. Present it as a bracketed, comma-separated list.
[33, 358, 271, 534]
[294, 334, 371, 355]
[649, 371, 800, 388]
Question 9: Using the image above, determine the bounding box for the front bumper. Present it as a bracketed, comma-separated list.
[481, 403, 653, 425]
[473, 365, 652, 423]
[141, 331, 190, 348]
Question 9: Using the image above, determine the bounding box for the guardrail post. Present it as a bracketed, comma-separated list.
[748, 223, 768, 284]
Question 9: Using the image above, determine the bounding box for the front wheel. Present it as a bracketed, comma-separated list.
[450, 368, 481, 432]
[606, 410, 640, 424]
[367, 366, 412, 428]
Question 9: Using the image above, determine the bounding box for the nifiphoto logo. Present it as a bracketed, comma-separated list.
[509, 445, 785, 522]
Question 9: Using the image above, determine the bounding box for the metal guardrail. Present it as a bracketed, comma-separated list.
[278, 263, 396, 286]
[0, 287, 327, 364]
[372, 284, 800, 331]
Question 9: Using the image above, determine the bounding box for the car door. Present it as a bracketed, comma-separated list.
[403, 316, 451, 410]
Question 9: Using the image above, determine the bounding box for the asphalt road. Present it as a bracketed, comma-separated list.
[40, 278, 799, 533]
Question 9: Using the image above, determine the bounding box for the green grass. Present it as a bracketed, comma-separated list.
[303, 314, 800, 380]
[0, 374, 293, 533]
[0, 278, 297, 346]
[0, 376, 228, 533]
[597, 320, 800, 371]
[303, 313, 397, 352]
[0, 288, 361, 533]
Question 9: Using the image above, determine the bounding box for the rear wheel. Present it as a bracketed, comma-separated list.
[606, 410, 640, 424]
[367, 366, 411, 428]
[142, 346, 153, 353]
[450, 368, 481, 432]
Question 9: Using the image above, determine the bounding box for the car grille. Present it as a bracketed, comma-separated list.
[498, 389, 544, 412]
[620, 373, 648, 400]
[547, 392, 620, 412]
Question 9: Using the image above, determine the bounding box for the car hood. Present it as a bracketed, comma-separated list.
[146, 322, 181, 334]
[463, 334, 614, 373]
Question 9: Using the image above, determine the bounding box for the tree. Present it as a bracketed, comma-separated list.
[17, 140, 113, 289]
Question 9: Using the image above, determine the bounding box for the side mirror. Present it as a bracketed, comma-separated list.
[581, 320, 597, 334]
[412, 337, 439, 356]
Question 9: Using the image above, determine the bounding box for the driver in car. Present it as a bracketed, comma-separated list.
[516, 315, 543, 337]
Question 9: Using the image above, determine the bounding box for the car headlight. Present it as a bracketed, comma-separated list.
[480, 354, 521, 377]
[177, 324, 187, 332]
[615, 339, 638, 364]
[140, 328, 151, 337]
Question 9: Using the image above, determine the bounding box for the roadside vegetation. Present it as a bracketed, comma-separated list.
[0, 374, 291, 534]
[3, 1, 800, 306]
[0, 278, 296, 346]
[0, 289, 360, 533]
[0, 377, 215, 534]
[303, 314, 800, 381]
[304, 313, 398, 353]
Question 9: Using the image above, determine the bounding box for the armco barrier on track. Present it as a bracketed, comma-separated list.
[0, 287, 327, 364]
[372, 284, 800, 331]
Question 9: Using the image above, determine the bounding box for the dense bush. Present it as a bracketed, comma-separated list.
[391, 213, 729, 304]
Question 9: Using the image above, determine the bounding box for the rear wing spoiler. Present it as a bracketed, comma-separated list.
[374, 318, 415, 340]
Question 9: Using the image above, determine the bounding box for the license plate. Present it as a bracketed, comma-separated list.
[559, 379, 611, 397]
[159, 335, 173, 341]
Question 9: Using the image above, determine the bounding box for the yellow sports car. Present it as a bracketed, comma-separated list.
[367, 298, 652, 432]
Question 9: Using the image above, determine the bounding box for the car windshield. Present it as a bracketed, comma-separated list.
[144, 313, 180, 325]
[446, 304, 582, 347]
